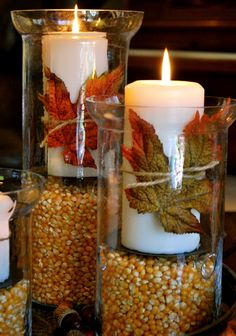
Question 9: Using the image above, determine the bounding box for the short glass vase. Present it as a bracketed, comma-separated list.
[0, 168, 44, 336]
[86, 95, 236, 336]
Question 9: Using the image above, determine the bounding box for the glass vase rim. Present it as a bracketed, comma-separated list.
[11, 9, 144, 35]
[11, 9, 144, 15]
[86, 95, 236, 109]
[0, 168, 45, 195]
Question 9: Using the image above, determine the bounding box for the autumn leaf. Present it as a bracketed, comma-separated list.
[38, 66, 77, 153]
[38, 66, 77, 121]
[122, 109, 169, 181]
[183, 110, 224, 168]
[83, 65, 124, 166]
[125, 177, 211, 234]
[159, 178, 211, 234]
[85, 65, 124, 98]
[122, 109, 213, 234]
[39, 65, 123, 168]
[125, 184, 161, 213]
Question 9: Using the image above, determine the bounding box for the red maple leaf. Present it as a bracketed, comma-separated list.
[39, 66, 123, 168]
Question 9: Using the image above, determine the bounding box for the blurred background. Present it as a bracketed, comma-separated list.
[1, 0, 236, 175]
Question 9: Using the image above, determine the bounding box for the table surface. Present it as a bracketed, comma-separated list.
[32, 212, 236, 336]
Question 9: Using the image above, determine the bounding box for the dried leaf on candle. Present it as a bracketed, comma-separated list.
[84, 119, 98, 151]
[159, 178, 211, 234]
[125, 185, 161, 213]
[122, 109, 169, 179]
[82, 65, 124, 165]
[183, 110, 224, 168]
[85, 65, 124, 97]
[83, 65, 124, 166]
[122, 109, 213, 234]
[38, 67, 77, 149]
[39, 66, 77, 121]
[39, 65, 123, 168]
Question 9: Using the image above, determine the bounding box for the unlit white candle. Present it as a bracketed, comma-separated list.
[42, 31, 108, 177]
[0, 194, 15, 282]
[122, 79, 204, 254]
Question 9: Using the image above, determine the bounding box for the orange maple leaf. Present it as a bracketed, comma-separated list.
[183, 108, 225, 167]
[85, 65, 123, 98]
[39, 65, 123, 168]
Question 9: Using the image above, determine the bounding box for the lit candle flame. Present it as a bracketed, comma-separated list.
[162, 48, 171, 84]
[72, 4, 79, 33]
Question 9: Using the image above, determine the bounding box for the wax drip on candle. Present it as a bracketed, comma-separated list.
[0, 194, 16, 282]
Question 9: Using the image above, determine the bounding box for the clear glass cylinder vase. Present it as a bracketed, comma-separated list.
[86, 95, 236, 336]
[11, 9, 143, 308]
[0, 168, 44, 336]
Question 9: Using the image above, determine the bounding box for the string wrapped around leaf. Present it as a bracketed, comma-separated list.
[122, 106, 226, 235]
[38, 65, 123, 168]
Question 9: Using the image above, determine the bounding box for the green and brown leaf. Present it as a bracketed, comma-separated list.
[122, 109, 169, 182]
[122, 109, 216, 234]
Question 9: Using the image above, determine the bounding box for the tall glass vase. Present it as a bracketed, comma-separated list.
[86, 95, 236, 336]
[11, 9, 143, 308]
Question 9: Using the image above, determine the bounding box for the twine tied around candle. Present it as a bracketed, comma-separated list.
[123, 160, 219, 188]
[40, 116, 94, 148]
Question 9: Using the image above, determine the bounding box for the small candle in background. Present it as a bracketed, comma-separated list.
[122, 48, 204, 254]
[0, 194, 15, 282]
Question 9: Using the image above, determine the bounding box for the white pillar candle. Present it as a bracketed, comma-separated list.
[0, 194, 15, 282]
[42, 11, 108, 177]
[122, 50, 205, 254]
